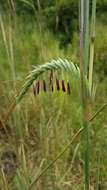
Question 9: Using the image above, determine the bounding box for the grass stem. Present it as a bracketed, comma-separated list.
[89, 0, 97, 92]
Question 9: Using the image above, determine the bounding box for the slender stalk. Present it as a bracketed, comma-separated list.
[89, 103, 107, 122]
[89, 0, 97, 92]
[36, 0, 44, 61]
[83, 0, 90, 75]
[80, 0, 90, 189]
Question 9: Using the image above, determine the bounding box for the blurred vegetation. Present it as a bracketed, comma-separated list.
[0, 0, 107, 79]
[0, 0, 107, 189]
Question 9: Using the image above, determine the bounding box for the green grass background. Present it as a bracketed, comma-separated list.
[0, 4, 107, 189]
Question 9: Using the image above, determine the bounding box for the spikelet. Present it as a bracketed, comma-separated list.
[49, 70, 53, 85]
[43, 80, 46, 92]
[67, 82, 71, 95]
[36, 81, 40, 94]
[33, 84, 36, 95]
[56, 79, 60, 91]
[62, 80, 66, 92]
[51, 82, 54, 92]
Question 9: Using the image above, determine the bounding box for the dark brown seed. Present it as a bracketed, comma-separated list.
[49, 70, 53, 85]
[33, 84, 36, 95]
[36, 81, 40, 94]
[43, 80, 46, 92]
[67, 82, 71, 95]
[62, 80, 66, 92]
[51, 83, 54, 92]
[56, 79, 60, 91]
